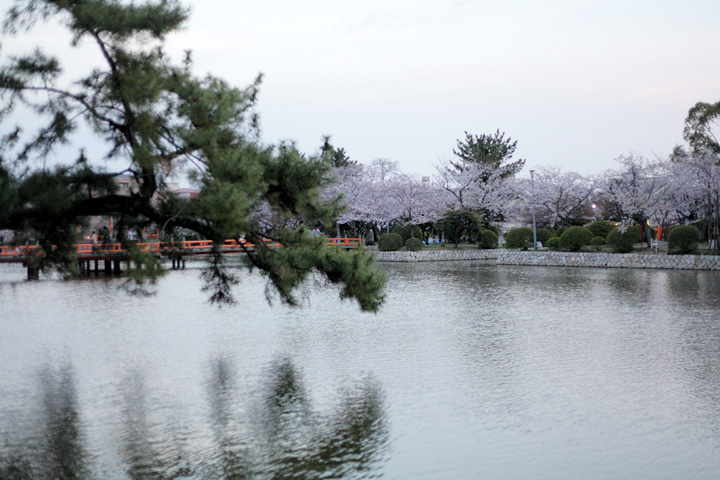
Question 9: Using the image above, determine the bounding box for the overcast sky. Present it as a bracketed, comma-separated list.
[159, 0, 720, 178]
[6, 0, 720, 179]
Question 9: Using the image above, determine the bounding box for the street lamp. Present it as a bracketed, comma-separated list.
[530, 170, 537, 250]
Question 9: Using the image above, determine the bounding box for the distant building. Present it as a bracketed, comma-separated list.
[113, 174, 140, 195]
[170, 188, 200, 199]
[80, 176, 198, 241]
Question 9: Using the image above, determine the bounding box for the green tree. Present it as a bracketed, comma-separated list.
[0, 0, 385, 311]
[452, 129, 526, 177]
[438, 209, 480, 248]
[684, 100, 720, 159]
[321, 137, 357, 168]
[449, 129, 525, 223]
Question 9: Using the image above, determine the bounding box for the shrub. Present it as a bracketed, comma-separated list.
[553, 226, 566, 238]
[536, 228, 552, 246]
[392, 224, 422, 242]
[588, 220, 612, 239]
[590, 236, 606, 250]
[404, 237, 423, 251]
[606, 225, 640, 253]
[667, 225, 700, 254]
[559, 226, 594, 251]
[546, 237, 560, 250]
[484, 225, 499, 236]
[505, 227, 534, 250]
[378, 233, 403, 251]
[478, 229, 498, 249]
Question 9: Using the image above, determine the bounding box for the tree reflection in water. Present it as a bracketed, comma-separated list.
[0, 358, 389, 480]
[206, 357, 390, 480]
[0, 363, 88, 480]
[119, 370, 193, 480]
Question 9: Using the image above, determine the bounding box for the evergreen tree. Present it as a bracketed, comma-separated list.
[443, 129, 524, 222]
[452, 129, 525, 177]
[683, 100, 720, 160]
[322, 138, 357, 168]
[0, 0, 385, 311]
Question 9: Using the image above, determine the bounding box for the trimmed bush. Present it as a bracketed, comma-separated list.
[553, 226, 566, 238]
[404, 237, 423, 251]
[478, 229, 498, 249]
[392, 224, 423, 242]
[606, 225, 640, 253]
[505, 227, 533, 250]
[668, 225, 700, 254]
[484, 225, 499, 236]
[536, 228, 552, 246]
[588, 220, 612, 239]
[378, 233, 403, 251]
[590, 236, 606, 250]
[559, 226, 594, 251]
[546, 237, 560, 250]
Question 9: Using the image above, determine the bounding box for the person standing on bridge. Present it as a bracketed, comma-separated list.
[100, 225, 110, 244]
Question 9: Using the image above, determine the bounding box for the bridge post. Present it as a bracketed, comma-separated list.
[27, 265, 40, 280]
[104, 260, 111, 273]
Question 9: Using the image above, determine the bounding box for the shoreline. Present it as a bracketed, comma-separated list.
[375, 249, 720, 271]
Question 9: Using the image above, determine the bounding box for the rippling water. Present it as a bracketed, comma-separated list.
[1, 261, 719, 479]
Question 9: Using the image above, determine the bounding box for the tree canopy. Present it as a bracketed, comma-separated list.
[683, 100, 720, 158]
[0, 0, 385, 311]
[452, 129, 525, 177]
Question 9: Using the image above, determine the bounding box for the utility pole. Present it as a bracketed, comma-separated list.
[530, 170, 537, 250]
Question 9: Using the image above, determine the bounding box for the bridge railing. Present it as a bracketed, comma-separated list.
[0, 243, 160, 257]
[1, 238, 361, 259]
[0, 245, 40, 257]
[326, 237, 362, 247]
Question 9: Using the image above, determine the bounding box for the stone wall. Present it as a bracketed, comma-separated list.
[374, 248, 720, 270]
[496, 250, 720, 270]
[375, 249, 499, 262]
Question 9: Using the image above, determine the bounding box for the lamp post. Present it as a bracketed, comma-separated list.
[530, 170, 537, 250]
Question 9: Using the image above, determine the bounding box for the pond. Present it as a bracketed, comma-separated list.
[1, 261, 719, 479]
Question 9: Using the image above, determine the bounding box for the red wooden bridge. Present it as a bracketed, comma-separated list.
[0, 237, 362, 278]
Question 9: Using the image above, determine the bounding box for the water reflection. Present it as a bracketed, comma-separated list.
[0, 358, 388, 480]
[3, 263, 719, 479]
[207, 357, 389, 480]
[119, 370, 192, 480]
[0, 363, 88, 480]
[204, 357, 251, 479]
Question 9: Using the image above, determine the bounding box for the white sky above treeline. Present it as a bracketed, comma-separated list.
[4, 0, 720, 179]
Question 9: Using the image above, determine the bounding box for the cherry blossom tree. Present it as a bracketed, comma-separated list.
[601, 154, 682, 247]
[671, 153, 720, 250]
[434, 159, 514, 223]
[389, 174, 446, 241]
[529, 166, 598, 228]
[328, 159, 405, 240]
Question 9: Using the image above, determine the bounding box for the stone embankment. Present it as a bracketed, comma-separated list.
[375, 250, 499, 262]
[375, 249, 720, 271]
[497, 250, 720, 270]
